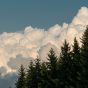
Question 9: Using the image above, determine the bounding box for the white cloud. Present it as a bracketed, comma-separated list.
[72, 6, 88, 25]
[0, 6, 88, 88]
[0, 7, 87, 75]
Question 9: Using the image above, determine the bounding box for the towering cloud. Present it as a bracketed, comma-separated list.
[0, 7, 87, 75]
[72, 7, 88, 25]
[0, 6, 88, 88]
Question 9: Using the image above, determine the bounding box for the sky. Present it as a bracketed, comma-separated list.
[0, 0, 88, 88]
[0, 0, 88, 32]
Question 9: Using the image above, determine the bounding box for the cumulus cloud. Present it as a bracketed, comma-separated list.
[0, 6, 88, 88]
[72, 7, 88, 25]
[0, 7, 87, 76]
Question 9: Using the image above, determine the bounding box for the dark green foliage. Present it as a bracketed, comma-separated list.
[26, 58, 42, 88]
[80, 26, 88, 88]
[72, 37, 80, 59]
[26, 61, 36, 88]
[40, 62, 48, 88]
[15, 65, 26, 88]
[47, 48, 59, 88]
[35, 58, 42, 88]
[71, 37, 81, 88]
[59, 40, 72, 88]
[47, 48, 58, 78]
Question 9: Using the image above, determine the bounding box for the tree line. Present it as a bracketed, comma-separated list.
[14, 26, 88, 88]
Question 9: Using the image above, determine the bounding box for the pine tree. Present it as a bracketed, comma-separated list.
[35, 58, 42, 88]
[80, 26, 88, 88]
[26, 61, 37, 88]
[72, 37, 80, 59]
[40, 62, 48, 88]
[26, 58, 42, 88]
[47, 48, 58, 88]
[15, 65, 26, 88]
[47, 48, 58, 78]
[71, 37, 81, 88]
[59, 40, 72, 88]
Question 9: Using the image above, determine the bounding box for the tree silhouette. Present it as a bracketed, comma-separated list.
[71, 37, 81, 88]
[80, 26, 88, 88]
[15, 65, 26, 88]
[59, 40, 72, 88]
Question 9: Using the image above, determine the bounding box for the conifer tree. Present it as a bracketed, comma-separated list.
[72, 37, 80, 59]
[35, 58, 42, 88]
[47, 48, 58, 78]
[26, 61, 36, 88]
[26, 58, 42, 88]
[40, 62, 48, 88]
[15, 65, 26, 88]
[59, 40, 72, 88]
[80, 26, 88, 88]
[71, 37, 81, 88]
[47, 48, 58, 88]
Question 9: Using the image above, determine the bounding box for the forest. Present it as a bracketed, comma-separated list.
[14, 26, 88, 88]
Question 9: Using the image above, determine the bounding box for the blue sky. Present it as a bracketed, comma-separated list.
[0, 0, 88, 32]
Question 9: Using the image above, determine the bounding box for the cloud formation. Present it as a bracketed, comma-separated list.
[0, 7, 87, 75]
[0, 6, 88, 88]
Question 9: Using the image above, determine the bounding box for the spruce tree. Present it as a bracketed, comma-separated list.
[15, 65, 26, 88]
[59, 40, 72, 88]
[47, 48, 58, 88]
[72, 37, 80, 59]
[71, 37, 81, 88]
[40, 62, 48, 88]
[35, 58, 42, 88]
[26, 58, 42, 88]
[47, 48, 58, 78]
[26, 61, 37, 88]
[80, 26, 88, 88]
